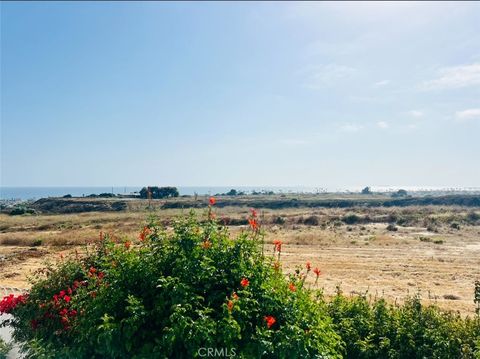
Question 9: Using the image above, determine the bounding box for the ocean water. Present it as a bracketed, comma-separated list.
[1, 186, 479, 201]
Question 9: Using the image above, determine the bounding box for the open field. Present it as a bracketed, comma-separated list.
[1, 195, 480, 315]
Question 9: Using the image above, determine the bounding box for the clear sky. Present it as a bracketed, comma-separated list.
[1, 1, 479, 187]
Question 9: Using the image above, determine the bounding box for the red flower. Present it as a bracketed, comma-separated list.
[273, 240, 282, 252]
[264, 315, 276, 329]
[59, 290, 66, 298]
[250, 208, 257, 218]
[68, 310, 77, 317]
[240, 278, 249, 288]
[227, 300, 234, 312]
[209, 197, 216, 205]
[64, 295, 71, 303]
[306, 261, 311, 271]
[288, 283, 296, 292]
[67, 287, 73, 295]
[139, 226, 151, 241]
[59, 308, 68, 316]
[0, 294, 27, 314]
[98, 272, 105, 280]
[125, 241, 131, 249]
[248, 218, 259, 230]
[313, 267, 321, 277]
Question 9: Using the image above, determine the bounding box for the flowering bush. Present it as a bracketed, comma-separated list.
[1, 205, 342, 358]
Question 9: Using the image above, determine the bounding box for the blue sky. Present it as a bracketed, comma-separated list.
[1, 1, 479, 187]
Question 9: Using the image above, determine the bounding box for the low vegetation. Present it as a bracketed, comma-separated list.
[0, 337, 12, 359]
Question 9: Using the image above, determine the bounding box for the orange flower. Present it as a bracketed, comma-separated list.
[139, 226, 151, 241]
[227, 300, 234, 312]
[209, 197, 216, 205]
[124, 241, 131, 249]
[306, 261, 311, 271]
[288, 283, 296, 292]
[273, 240, 282, 252]
[313, 267, 321, 277]
[240, 278, 249, 288]
[232, 292, 239, 300]
[273, 261, 280, 271]
[201, 240, 212, 249]
[264, 315, 276, 329]
[248, 218, 259, 230]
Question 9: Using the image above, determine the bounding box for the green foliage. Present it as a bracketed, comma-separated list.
[0, 337, 12, 359]
[386, 224, 398, 232]
[3, 211, 342, 358]
[328, 291, 480, 358]
[9, 207, 36, 216]
[342, 214, 361, 225]
[139, 186, 179, 199]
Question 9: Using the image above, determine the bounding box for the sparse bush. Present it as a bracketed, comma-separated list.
[467, 211, 480, 224]
[303, 215, 319, 226]
[273, 216, 286, 225]
[342, 213, 361, 225]
[31, 239, 43, 247]
[450, 222, 461, 230]
[9, 207, 35, 216]
[386, 224, 398, 232]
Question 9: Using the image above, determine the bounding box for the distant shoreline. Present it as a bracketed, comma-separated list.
[2, 186, 480, 201]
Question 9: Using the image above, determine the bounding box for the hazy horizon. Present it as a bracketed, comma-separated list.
[1, 2, 479, 187]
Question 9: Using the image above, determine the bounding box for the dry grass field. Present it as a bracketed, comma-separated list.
[1, 198, 479, 316]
